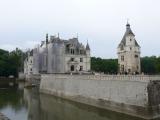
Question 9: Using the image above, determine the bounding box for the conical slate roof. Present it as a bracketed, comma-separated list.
[86, 42, 90, 50]
[118, 23, 140, 47]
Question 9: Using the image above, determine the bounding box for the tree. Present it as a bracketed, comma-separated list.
[91, 57, 118, 74]
[141, 56, 159, 74]
[0, 48, 25, 77]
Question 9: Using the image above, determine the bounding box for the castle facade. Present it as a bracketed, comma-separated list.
[24, 34, 91, 76]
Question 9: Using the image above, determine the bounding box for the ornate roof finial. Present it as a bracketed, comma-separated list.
[58, 33, 60, 39]
[46, 33, 48, 43]
[86, 39, 90, 50]
[127, 18, 129, 24]
[126, 18, 130, 29]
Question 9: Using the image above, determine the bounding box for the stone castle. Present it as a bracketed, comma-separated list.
[24, 23, 141, 76]
[24, 34, 91, 76]
[117, 23, 141, 74]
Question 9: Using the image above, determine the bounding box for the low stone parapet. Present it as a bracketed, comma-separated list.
[42, 74, 160, 81]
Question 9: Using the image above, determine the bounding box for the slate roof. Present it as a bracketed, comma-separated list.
[118, 24, 140, 47]
[30, 50, 33, 56]
[86, 43, 90, 50]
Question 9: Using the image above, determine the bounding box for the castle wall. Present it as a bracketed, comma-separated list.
[24, 56, 33, 76]
[40, 74, 160, 119]
[33, 48, 40, 74]
[64, 55, 90, 72]
[47, 43, 65, 73]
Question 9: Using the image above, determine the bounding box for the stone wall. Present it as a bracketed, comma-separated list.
[40, 74, 160, 119]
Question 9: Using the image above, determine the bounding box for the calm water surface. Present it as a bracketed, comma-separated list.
[0, 83, 148, 120]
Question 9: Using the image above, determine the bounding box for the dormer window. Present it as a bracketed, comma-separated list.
[120, 46, 124, 50]
[80, 50, 83, 54]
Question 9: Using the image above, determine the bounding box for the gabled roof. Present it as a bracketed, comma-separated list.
[118, 23, 140, 47]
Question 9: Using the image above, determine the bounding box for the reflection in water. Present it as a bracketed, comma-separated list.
[0, 85, 149, 120]
[38, 94, 146, 120]
[0, 88, 27, 120]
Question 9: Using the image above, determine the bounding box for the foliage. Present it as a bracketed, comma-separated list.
[141, 56, 160, 74]
[0, 48, 160, 77]
[91, 57, 118, 74]
[0, 48, 25, 77]
[91, 56, 160, 75]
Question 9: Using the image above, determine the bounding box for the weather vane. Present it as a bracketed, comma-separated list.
[127, 18, 130, 24]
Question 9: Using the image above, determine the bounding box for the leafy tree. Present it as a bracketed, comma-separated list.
[141, 56, 160, 74]
[91, 57, 118, 74]
[0, 48, 25, 77]
[91, 56, 160, 75]
[0, 48, 160, 77]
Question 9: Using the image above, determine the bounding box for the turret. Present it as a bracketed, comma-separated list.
[86, 41, 90, 56]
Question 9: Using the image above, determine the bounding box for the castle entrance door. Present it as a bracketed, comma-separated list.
[71, 65, 74, 71]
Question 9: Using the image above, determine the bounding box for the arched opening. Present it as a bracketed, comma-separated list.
[71, 65, 74, 71]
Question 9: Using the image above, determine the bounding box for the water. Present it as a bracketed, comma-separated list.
[0, 83, 148, 120]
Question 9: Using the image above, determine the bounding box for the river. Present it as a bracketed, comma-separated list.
[0, 82, 148, 120]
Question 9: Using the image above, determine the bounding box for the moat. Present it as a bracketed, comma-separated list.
[0, 82, 157, 120]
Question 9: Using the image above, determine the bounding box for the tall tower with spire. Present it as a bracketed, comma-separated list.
[117, 23, 141, 74]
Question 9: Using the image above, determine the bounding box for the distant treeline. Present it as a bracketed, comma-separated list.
[0, 48, 160, 77]
[0, 48, 25, 77]
[91, 57, 118, 74]
[91, 56, 160, 75]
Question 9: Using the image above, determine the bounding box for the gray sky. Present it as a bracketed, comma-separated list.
[0, 0, 160, 58]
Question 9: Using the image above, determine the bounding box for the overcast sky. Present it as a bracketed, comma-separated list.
[0, 0, 160, 58]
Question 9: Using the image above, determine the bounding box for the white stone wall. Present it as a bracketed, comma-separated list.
[118, 38, 141, 74]
[33, 47, 40, 74]
[47, 42, 65, 73]
[24, 56, 33, 78]
[64, 54, 90, 72]
[40, 74, 160, 119]
[40, 74, 149, 107]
